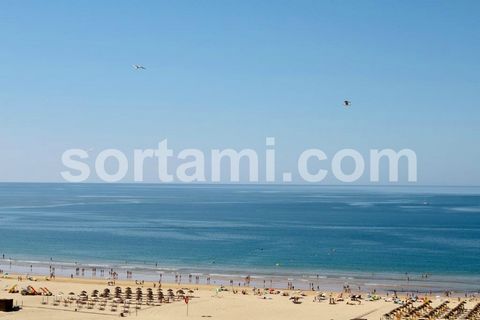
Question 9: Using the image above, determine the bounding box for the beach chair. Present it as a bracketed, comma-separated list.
[123, 305, 130, 314]
[52, 298, 60, 306]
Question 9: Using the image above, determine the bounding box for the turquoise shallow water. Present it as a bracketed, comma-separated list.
[0, 183, 479, 283]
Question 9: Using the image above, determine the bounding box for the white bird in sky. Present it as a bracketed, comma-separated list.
[133, 64, 146, 70]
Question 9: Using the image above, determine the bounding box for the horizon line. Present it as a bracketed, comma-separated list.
[0, 181, 479, 188]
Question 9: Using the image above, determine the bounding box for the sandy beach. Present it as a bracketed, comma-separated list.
[1, 273, 478, 320]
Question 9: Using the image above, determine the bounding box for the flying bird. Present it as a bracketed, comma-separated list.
[133, 64, 146, 70]
[343, 100, 351, 107]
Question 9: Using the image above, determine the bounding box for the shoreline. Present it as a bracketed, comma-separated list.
[2, 257, 479, 294]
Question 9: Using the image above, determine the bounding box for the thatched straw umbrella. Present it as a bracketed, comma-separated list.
[125, 287, 132, 299]
[157, 289, 164, 303]
[114, 287, 122, 299]
[63, 292, 74, 305]
[102, 288, 110, 298]
[136, 288, 143, 302]
[147, 288, 154, 302]
[167, 289, 175, 302]
[176, 289, 185, 299]
[79, 290, 88, 301]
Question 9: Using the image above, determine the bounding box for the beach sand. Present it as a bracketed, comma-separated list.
[1, 274, 477, 320]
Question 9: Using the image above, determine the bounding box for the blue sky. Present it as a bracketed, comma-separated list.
[0, 0, 479, 184]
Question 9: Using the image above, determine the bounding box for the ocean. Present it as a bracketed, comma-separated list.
[0, 183, 479, 292]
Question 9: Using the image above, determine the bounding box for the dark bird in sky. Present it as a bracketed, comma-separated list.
[133, 64, 146, 70]
[343, 100, 351, 107]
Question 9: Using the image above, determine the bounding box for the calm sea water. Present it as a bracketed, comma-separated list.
[0, 183, 479, 282]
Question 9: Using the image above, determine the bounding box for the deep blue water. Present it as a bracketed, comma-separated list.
[0, 183, 479, 277]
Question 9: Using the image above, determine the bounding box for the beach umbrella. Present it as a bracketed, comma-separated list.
[176, 290, 185, 300]
[147, 289, 154, 301]
[67, 292, 75, 301]
[79, 291, 88, 301]
[136, 288, 143, 301]
[125, 287, 132, 299]
[102, 288, 110, 298]
[114, 287, 122, 298]
[157, 290, 164, 302]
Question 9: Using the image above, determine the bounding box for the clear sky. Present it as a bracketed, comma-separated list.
[0, 0, 479, 184]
